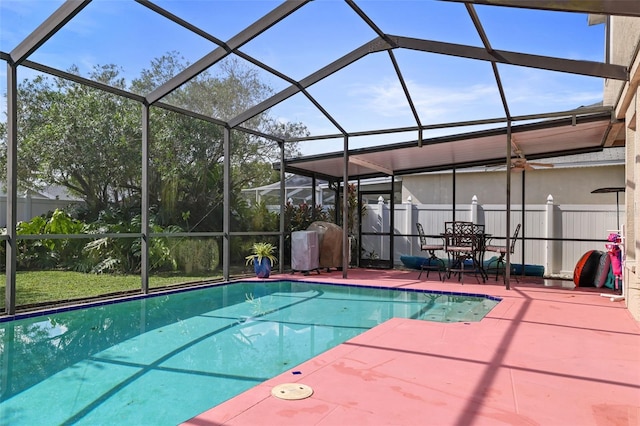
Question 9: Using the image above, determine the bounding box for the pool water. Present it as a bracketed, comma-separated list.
[0, 281, 499, 425]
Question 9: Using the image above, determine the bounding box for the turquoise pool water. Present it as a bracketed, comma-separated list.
[0, 281, 500, 425]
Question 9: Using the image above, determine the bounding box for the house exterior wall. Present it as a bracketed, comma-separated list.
[607, 15, 640, 321]
[603, 16, 640, 107]
[627, 93, 639, 321]
[401, 165, 624, 206]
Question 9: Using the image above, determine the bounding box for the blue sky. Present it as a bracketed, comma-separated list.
[1, 1, 608, 155]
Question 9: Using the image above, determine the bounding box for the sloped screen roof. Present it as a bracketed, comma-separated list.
[1, 0, 637, 179]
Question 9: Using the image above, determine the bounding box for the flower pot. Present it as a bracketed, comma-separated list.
[253, 257, 272, 278]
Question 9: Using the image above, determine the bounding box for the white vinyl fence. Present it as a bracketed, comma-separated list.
[0, 194, 84, 228]
[362, 195, 624, 276]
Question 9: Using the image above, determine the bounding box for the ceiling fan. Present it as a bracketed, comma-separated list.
[509, 139, 554, 172]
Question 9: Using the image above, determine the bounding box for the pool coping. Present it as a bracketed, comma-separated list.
[0, 277, 501, 323]
[182, 269, 640, 426]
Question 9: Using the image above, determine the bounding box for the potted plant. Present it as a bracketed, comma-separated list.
[245, 242, 278, 278]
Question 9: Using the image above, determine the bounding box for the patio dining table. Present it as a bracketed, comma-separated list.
[441, 221, 489, 284]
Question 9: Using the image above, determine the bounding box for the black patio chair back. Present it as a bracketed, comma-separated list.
[416, 222, 445, 280]
[416, 222, 428, 247]
[444, 221, 478, 250]
[486, 223, 521, 281]
[508, 223, 521, 256]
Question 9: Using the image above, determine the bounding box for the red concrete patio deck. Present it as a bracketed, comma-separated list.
[183, 269, 640, 426]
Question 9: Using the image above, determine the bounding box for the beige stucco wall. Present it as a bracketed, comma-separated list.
[608, 15, 640, 322]
[401, 165, 624, 206]
[603, 16, 640, 107]
[624, 102, 638, 321]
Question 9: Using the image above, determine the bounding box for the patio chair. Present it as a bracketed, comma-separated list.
[485, 224, 521, 281]
[443, 221, 486, 284]
[416, 222, 445, 280]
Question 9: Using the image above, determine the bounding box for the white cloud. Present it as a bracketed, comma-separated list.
[349, 78, 502, 122]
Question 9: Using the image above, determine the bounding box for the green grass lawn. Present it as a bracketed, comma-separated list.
[0, 270, 227, 310]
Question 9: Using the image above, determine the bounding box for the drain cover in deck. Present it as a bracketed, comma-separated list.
[271, 383, 313, 400]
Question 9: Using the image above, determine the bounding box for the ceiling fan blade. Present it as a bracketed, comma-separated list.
[487, 165, 505, 172]
[528, 162, 554, 168]
[510, 137, 526, 159]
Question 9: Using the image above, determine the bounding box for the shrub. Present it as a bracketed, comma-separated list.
[284, 201, 330, 232]
[15, 209, 87, 270]
[171, 238, 220, 274]
[249, 201, 279, 232]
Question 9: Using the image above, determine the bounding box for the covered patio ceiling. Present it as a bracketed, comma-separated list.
[280, 109, 619, 180]
[2, 0, 636, 167]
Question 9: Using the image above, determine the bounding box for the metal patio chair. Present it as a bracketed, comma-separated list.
[485, 224, 521, 281]
[416, 222, 446, 280]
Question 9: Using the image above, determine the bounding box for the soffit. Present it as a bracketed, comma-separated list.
[281, 112, 613, 180]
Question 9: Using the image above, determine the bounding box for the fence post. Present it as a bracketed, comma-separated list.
[406, 196, 414, 255]
[545, 194, 555, 275]
[378, 196, 386, 260]
[24, 191, 32, 223]
[471, 195, 478, 223]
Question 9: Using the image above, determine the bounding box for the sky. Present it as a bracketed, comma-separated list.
[0, 0, 609, 156]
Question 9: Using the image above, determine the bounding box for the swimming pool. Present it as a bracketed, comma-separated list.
[0, 280, 500, 425]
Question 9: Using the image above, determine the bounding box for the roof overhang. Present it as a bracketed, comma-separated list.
[279, 110, 616, 181]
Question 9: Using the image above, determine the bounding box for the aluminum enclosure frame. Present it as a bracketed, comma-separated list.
[2, 0, 636, 313]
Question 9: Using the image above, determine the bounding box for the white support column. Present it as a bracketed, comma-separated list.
[471, 195, 478, 223]
[406, 196, 414, 255]
[545, 194, 555, 275]
[24, 191, 32, 222]
[378, 196, 385, 260]
[317, 184, 323, 206]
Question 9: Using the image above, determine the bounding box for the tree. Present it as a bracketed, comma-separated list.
[1, 52, 308, 230]
[130, 53, 307, 230]
[1, 64, 141, 215]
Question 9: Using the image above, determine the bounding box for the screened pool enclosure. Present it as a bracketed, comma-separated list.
[1, 0, 636, 314]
